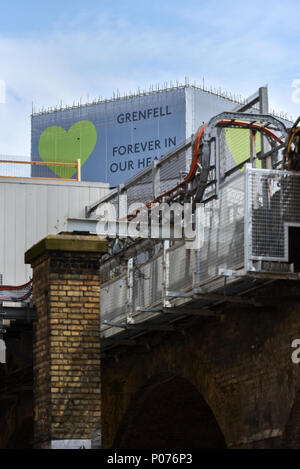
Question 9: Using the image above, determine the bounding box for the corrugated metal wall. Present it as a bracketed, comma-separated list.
[0, 178, 109, 285]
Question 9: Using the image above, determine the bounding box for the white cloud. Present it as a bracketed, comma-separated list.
[0, 6, 299, 155]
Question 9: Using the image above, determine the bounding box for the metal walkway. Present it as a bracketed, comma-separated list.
[66, 96, 300, 353]
[98, 166, 300, 352]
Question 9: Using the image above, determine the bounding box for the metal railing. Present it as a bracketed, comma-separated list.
[0, 158, 81, 181]
[86, 137, 193, 217]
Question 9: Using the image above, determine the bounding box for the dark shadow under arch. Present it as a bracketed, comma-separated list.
[282, 388, 300, 448]
[6, 417, 33, 449]
[114, 373, 227, 449]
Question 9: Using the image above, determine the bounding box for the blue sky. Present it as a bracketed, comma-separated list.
[0, 0, 299, 155]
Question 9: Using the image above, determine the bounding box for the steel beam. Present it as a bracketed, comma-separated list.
[160, 308, 220, 317]
[232, 90, 260, 113]
[103, 320, 175, 332]
[166, 289, 257, 305]
[102, 338, 138, 346]
[0, 306, 36, 321]
[259, 87, 271, 169]
[67, 217, 99, 234]
[136, 303, 221, 316]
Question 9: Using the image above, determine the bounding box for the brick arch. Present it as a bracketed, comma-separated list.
[113, 372, 227, 449]
[282, 387, 300, 448]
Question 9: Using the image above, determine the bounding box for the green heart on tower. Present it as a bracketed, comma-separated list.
[225, 128, 261, 169]
[38, 120, 97, 178]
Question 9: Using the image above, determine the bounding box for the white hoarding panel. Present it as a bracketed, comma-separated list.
[0, 178, 109, 286]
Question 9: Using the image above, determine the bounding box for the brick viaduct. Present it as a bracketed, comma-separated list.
[1, 234, 300, 449]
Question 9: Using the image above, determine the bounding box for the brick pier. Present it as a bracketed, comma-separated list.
[25, 234, 107, 449]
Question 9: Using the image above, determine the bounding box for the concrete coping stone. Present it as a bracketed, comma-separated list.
[25, 234, 107, 265]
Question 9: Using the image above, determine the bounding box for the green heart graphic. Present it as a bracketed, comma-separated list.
[38, 120, 97, 178]
[226, 128, 261, 169]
